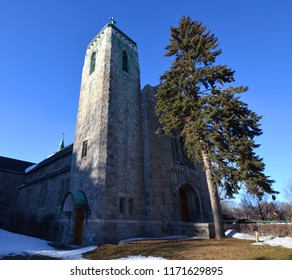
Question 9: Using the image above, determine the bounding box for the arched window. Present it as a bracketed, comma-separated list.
[24, 188, 32, 207]
[59, 178, 70, 205]
[65, 178, 70, 200]
[40, 183, 48, 208]
[122, 50, 128, 72]
[171, 136, 184, 163]
[171, 128, 188, 164]
[58, 179, 65, 204]
[89, 51, 96, 75]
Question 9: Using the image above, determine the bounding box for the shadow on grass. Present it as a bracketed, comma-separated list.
[254, 256, 270, 260]
[0, 253, 60, 260]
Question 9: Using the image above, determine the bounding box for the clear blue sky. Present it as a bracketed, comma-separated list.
[0, 0, 291, 201]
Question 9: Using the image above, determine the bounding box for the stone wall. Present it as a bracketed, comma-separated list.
[0, 170, 26, 229]
[12, 146, 72, 241]
[141, 84, 214, 237]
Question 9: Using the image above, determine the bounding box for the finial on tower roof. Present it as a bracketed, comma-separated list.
[109, 17, 117, 25]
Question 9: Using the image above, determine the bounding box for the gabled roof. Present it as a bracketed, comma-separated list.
[0, 156, 35, 173]
[25, 144, 73, 174]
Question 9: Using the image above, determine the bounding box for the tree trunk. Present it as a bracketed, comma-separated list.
[201, 147, 225, 239]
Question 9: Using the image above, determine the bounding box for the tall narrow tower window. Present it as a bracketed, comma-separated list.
[171, 136, 185, 163]
[81, 140, 88, 158]
[89, 51, 96, 75]
[122, 50, 128, 72]
[119, 197, 126, 213]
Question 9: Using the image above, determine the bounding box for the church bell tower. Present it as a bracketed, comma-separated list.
[68, 22, 144, 245]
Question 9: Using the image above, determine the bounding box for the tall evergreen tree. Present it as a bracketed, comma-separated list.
[156, 16, 277, 239]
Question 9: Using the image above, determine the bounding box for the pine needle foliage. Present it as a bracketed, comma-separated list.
[156, 16, 277, 239]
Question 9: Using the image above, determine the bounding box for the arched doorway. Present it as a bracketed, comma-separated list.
[61, 191, 91, 245]
[179, 184, 201, 222]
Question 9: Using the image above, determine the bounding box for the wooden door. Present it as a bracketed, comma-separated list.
[179, 188, 189, 222]
[74, 210, 84, 245]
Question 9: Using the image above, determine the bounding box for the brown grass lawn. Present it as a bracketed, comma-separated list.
[84, 238, 292, 260]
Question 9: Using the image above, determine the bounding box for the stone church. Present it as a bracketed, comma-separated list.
[0, 23, 214, 245]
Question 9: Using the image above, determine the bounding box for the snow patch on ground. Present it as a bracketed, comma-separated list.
[225, 229, 292, 249]
[0, 229, 96, 259]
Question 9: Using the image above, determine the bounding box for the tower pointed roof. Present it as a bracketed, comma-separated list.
[87, 21, 137, 51]
[58, 133, 65, 151]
